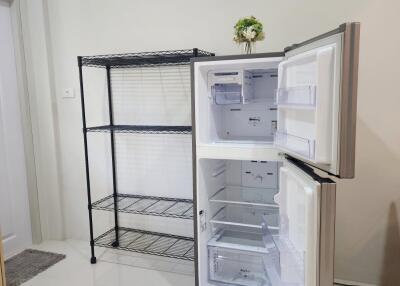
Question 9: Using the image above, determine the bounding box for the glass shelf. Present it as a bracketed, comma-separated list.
[209, 186, 279, 208]
[210, 205, 279, 230]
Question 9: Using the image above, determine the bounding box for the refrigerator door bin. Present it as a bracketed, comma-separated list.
[276, 86, 317, 108]
[210, 205, 279, 230]
[274, 131, 316, 160]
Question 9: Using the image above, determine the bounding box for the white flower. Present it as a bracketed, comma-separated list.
[242, 26, 256, 41]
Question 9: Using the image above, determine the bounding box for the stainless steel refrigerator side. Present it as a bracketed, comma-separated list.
[338, 22, 360, 179]
[190, 59, 200, 286]
[318, 182, 336, 286]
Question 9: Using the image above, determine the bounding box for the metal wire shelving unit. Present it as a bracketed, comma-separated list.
[95, 227, 194, 261]
[85, 125, 192, 134]
[78, 49, 214, 264]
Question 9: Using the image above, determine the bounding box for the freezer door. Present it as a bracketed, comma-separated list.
[272, 159, 336, 286]
[275, 23, 360, 178]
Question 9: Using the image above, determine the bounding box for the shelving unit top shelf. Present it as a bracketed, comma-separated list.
[80, 49, 214, 68]
[85, 125, 192, 134]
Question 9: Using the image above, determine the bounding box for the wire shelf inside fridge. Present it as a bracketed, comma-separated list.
[92, 194, 193, 219]
[94, 227, 194, 261]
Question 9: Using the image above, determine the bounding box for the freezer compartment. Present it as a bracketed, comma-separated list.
[199, 67, 279, 144]
[210, 204, 279, 230]
[209, 186, 278, 208]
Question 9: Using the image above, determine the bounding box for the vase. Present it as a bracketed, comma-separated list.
[243, 42, 255, 54]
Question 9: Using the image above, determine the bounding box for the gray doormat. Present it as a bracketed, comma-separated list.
[5, 249, 66, 286]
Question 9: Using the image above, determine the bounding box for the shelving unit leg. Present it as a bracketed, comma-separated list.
[106, 65, 120, 247]
[78, 56, 97, 264]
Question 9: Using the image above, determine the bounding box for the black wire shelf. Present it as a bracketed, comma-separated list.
[92, 194, 193, 219]
[94, 227, 194, 261]
[85, 125, 192, 134]
[80, 49, 214, 68]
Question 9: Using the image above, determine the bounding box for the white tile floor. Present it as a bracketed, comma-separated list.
[22, 240, 195, 286]
[18, 240, 347, 286]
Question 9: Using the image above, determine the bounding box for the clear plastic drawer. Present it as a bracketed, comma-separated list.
[274, 131, 315, 160]
[208, 246, 277, 286]
[212, 83, 242, 105]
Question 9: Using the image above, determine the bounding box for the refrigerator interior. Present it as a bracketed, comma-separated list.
[195, 58, 282, 145]
[196, 158, 319, 286]
[194, 42, 341, 170]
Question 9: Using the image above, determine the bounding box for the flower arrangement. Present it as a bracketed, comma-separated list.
[233, 16, 265, 54]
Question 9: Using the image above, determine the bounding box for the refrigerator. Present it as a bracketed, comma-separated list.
[191, 22, 360, 286]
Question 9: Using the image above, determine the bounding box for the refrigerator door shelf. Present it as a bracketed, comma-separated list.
[276, 85, 317, 108]
[274, 131, 316, 161]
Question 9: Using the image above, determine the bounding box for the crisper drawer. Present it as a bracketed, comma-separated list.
[207, 228, 305, 286]
[208, 245, 278, 286]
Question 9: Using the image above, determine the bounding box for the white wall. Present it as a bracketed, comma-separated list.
[0, 0, 32, 257]
[23, 0, 400, 284]
[16, 0, 64, 241]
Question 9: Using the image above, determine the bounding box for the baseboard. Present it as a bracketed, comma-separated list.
[335, 278, 378, 286]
